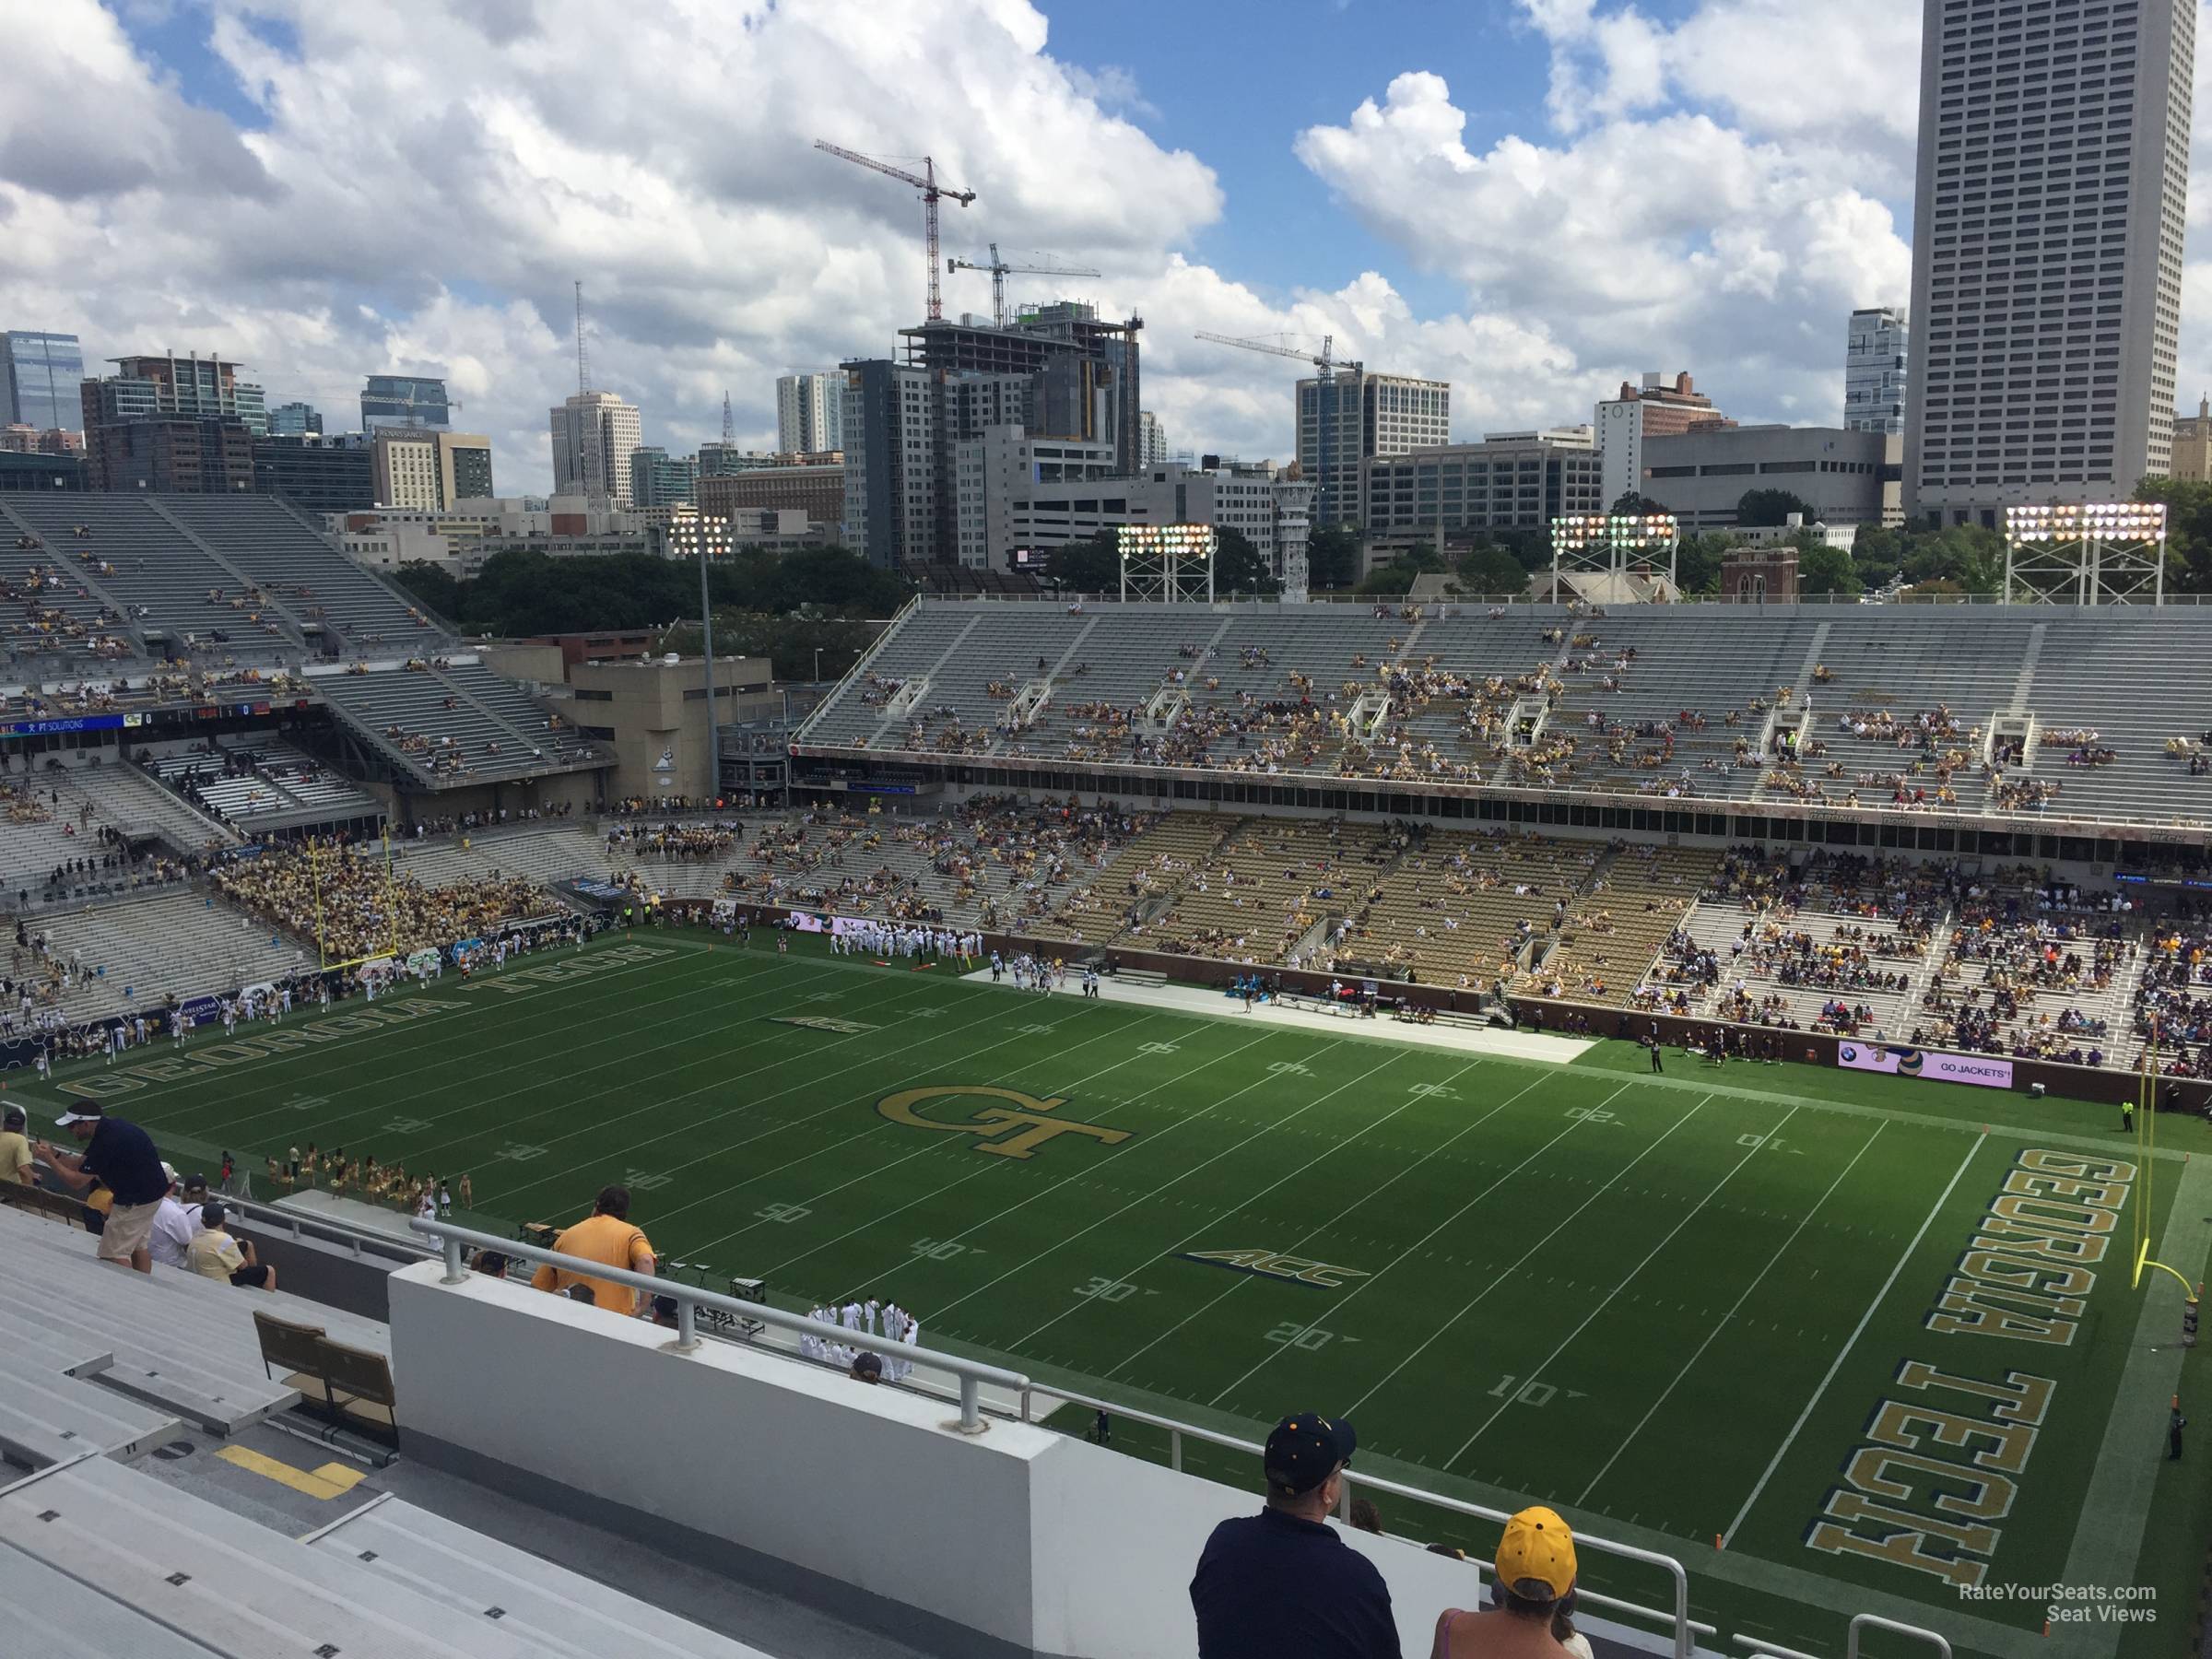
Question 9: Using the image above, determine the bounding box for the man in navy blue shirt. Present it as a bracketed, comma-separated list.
[36, 1100, 169, 1274]
[1191, 1412, 1400, 1658]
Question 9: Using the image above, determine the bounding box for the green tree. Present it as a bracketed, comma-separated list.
[2134, 476, 2212, 594]
[1610, 491, 1668, 515]
[1046, 531, 1121, 594]
[1794, 540, 1862, 598]
[1305, 525, 1359, 591]
[1673, 533, 1731, 597]
[1735, 488, 1817, 527]
[1214, 527, 1281, 596]
[393, 561, 461, 620]
[1849, 525, 1908, 590]
[1354, 563, 1418, 597]
[1456, 544, 1528, 597]
[661, 611, 884, 682]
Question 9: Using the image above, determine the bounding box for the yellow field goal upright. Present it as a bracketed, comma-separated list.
[2133, 1032, 2202, 1347]
[303, 830, 406, 973]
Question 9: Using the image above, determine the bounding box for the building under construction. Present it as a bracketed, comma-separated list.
[843, 301, 1143, 571]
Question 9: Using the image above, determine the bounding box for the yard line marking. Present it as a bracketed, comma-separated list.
[1176, 1070, 1593, 1406]
[676, 1016, 1201, 1259]
[1573, 1119, 1888, 1505]
[161, 944, 760, 1140]
[1309, 1080, 1690, 1418]
[1004, 1049, 1450, 1354]
[486, 986, 1120, 1207]
[1447, 1103, 1803, 1470]
[406, 965, 964, 1172]
[1720, 1130, 1986, 1548]
[815, 1030, 1312, 1298]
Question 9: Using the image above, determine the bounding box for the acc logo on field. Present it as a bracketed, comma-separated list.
[876, 1085, 1133, 1161]
[1182, 1248, 1370, 1289]
[773, 1015, 879, 1034]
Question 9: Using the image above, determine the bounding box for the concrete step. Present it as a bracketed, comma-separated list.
[0, 1343, 181, 1468]
[0, 1457, 538, 1659]
[312, 1497, 773, 1659]
[0, 1300, 296, 1435]
[0, 1213, 395, 1357]
[0, 1538, 223, 1659]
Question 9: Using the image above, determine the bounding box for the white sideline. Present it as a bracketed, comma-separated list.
[958, 964, 1596, 1064]
[1720, 1130, 1988, 1547]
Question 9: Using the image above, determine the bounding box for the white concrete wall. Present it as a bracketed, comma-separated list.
[389, 1265, 1041, 1648]
[386, 1264, 1659, 1659]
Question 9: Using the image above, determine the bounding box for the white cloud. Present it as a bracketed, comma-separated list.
[1295, 69, 1912, 429]
[12, 0, 2212, 506]
[1, 0, 1228, 482]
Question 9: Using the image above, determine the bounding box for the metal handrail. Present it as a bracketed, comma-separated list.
[222, 1191, 437, 1262]
[1852, 1614, 1953, 1659]
[406, 1218, 1028, 1432]
[1031, 1380, 1703, 1657]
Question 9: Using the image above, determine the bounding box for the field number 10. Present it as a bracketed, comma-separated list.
[1488, 1374, 1558, 1406]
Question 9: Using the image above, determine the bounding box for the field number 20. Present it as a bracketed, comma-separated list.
[1265, 1323, 1359, 1350]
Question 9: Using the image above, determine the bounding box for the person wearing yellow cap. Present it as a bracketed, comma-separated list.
[1430, 1506, 1590, 1658]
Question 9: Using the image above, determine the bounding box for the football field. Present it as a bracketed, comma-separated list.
[30, 928, 2212, 1658]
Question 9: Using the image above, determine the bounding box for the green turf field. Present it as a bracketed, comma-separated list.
[28, 928, 2212, 1658]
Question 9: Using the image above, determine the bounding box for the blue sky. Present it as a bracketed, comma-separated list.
[21, 0, 2202, 489]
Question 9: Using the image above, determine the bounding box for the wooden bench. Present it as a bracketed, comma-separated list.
[0, 1182, 88, 1229]
[253, 1312, 400, 1448]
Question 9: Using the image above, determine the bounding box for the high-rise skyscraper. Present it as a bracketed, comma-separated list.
[361, 374, 452, 431]
[776, 372, 845, 453]
[1595, 371, 1730, 510]
[550, 391, 642, 503]
[1138, 410, 1167, 465]
[372, 429, 494, 509]
[1844, 308, 1909, 436]
[1904, 0, 2194, 524]
[79, 352, 265, 489]
[1298, 369, 1450, 528]
[629, 445, 700, 508]
[2, 332, 86, 432]
[268, 401, 323, 437]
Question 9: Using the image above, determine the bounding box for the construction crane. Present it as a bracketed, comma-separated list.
[947, 242, 1101, 329]
[815, 140, 975, 321]
[1194, 331, 1357, 380]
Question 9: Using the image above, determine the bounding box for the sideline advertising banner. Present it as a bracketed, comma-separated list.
[1837, 1043, 2014, 1089]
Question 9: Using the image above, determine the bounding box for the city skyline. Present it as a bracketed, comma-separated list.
[5, 1, 2207, 509]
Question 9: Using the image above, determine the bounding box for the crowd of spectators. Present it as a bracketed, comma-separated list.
[210, 839, 547, 960]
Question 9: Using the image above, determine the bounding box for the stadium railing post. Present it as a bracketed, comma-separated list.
[439, 1233, 466, 1286]
[674, 1298, 701, 1354]
[1847, 1614, 1952, 1659]
[1170, 1429, 1182, 1473]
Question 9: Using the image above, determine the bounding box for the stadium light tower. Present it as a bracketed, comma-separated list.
[1548, 513, 1679, 601]
[2003, 502, 2168, 606]
[1118, 524, 1216, 603]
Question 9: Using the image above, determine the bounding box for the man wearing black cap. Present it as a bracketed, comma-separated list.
[33, 1100, 168, 1274]
[1190, 1412, 1400, 1658]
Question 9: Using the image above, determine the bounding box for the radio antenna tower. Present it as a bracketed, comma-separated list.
[573, 279, 590, 395]
[722, 390, 735, 446]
